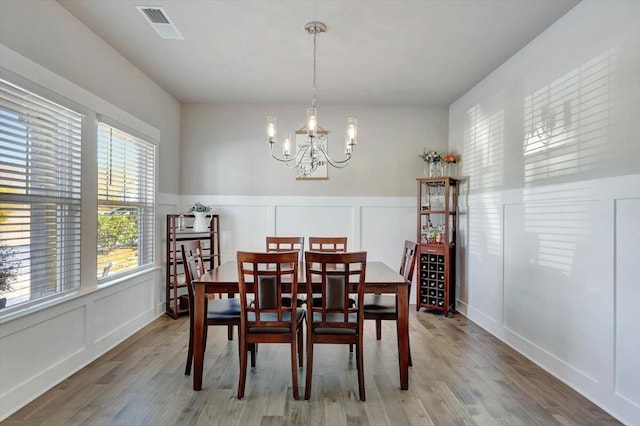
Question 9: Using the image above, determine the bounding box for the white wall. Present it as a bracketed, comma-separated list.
[449, 1, 640, 424]
[0, 0, 180, 420]
[181, 104, 448, 196]
[0, 0, 181, 195]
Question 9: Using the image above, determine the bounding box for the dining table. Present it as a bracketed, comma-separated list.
[191, 260, 410, 391]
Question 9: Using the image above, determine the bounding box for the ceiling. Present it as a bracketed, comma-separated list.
[57, 0, 580, 107]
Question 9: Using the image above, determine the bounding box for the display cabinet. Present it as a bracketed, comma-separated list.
[165, 214, 220, 319]
[416, 177, 458, 316]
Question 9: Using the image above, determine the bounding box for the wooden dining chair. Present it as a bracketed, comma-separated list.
[304, 251, 367, 401]
[308, 236, 347, 253]
[182, 241, 254, 375]
[362, 240, 417, 366]
[266, 236, 305, 307]
[236, 250, 306, 400]
[266, 236, 305, 261]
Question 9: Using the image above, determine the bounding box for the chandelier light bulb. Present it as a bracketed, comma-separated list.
[283, 136, 291, 156]
[267, 117, 277, 144]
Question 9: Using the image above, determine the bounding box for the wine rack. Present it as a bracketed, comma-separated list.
[416, 177, 458, 316]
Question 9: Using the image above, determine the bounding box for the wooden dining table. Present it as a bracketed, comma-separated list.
[191, 260, 410, 391]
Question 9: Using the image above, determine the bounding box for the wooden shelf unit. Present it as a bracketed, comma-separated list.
[165, 214, 220, 319]
[416, 177, 458, 316]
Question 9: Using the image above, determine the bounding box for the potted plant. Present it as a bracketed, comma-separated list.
[189, 202, 211, 232]
[0, 242, 19, 309]
[419, 147, 442, 177]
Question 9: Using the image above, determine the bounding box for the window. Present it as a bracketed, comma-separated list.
[97, 121, 155, 279]
[0, 78, 82, 309]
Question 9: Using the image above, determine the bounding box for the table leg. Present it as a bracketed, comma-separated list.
[193, 285, 205, 390]
[397, 284, 409, 390]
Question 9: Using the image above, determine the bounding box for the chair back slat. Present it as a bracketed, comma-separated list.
[266, 236, 305, 262]
[181, 241, 206, 302]
[308, 237, 347, 253]
[305, 251, 366, 331]
[400, 240, 418, 282]
[237, 251, 299, 329]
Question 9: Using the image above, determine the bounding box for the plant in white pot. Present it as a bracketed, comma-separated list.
[0, 242, 19, 309]
[189, 202, 211, 232]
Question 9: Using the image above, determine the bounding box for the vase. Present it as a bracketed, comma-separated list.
[192, 212, 210, 232]
[428, 162, 443, 177]
[444, 162, 458, 178]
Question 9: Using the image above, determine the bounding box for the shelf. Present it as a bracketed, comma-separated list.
[419, 210, 455, 215]
[166, 214, 220, 319]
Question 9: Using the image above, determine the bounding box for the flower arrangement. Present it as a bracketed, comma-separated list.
[189, 202, 211, 213]
[442, 154, 457, 164]
[419, 148, 441, 163]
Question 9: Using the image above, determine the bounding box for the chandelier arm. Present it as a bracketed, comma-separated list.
[315, 144, 352, 168]
[270, 144, 311, 170]
[269, 148, 297, 164]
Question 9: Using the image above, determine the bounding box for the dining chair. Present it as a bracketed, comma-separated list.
[304, 251, 367, 401]
[362, 240, 417, 366]
[308, 236, 347, 253]
[181, 241, 255, 375]
[266, 236, 306, 307]
[236, 250, 306, 400]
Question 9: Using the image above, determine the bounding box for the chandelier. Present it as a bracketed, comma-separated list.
[267, 21, 357, 175]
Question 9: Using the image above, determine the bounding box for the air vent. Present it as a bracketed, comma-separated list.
[136, 6, 183, 40]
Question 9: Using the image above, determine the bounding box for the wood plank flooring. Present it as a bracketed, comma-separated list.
[3, 308, 621, 425]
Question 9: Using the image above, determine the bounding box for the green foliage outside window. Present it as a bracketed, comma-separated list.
[97, 212, 138, 253]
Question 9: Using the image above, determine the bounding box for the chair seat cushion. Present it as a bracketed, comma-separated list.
[312, 312, 358, 334]
[362, 294, 397, 314]
[206, 298, 241, 319]
[248, 308, 306, 333]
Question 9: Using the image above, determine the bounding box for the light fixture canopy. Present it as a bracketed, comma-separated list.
[267, 21, 358, 175]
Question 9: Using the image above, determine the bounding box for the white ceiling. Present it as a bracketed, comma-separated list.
[57, 0, 580, 107]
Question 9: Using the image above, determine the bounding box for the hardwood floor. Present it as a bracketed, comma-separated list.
[4, 308, 621, 426]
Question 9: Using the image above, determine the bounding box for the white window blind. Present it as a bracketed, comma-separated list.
[0, 78, 82, 310]
[97, 122, 155, 279]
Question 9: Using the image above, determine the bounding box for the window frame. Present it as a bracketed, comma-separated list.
[96, 118, 157, 283]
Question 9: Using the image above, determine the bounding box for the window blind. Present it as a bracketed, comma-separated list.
[0, 78, 82, 309]
[97, 122, 155, 279]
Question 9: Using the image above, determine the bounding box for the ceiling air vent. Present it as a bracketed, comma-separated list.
[136, 6, 183, 40]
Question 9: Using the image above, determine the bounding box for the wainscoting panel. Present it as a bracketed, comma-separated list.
[614, 198, 640, 406]
[458, 174, 640, 424]
[503, 200, 609, 386]
[360, 206, 415, 268]
[275, 205, 354, 250]
[0, 306, 86, 396]
[215, 205, 272, 260]
[92, 276, 155, 344]
[463, 201, 503, 332]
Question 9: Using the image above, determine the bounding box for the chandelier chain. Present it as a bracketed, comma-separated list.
[312, 24, 317, 109]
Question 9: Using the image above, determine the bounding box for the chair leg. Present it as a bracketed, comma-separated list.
[297, 326, 304, 368]
[304, 336, 313, 400]
[203, 324, 208, 353]
[356, 338, 366, 401]
[290, 339, 299, 400]
[376, 320, 382, 340]
[185, 311, 194, 375]
[228, 324, 233, 341]
[237, 334, 248, 399]
[349, 344, 353, 353]
[250, 342, 256, 368]
[408, 337, 413, 367]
